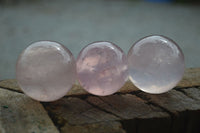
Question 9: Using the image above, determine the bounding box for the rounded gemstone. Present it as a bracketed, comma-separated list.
[77, 41, 128, 96]
[16, 41, 76, 101]
[128, 35, 185, 94]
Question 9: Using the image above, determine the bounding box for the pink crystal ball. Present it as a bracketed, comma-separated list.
[128, 35, 185, 94]
[77, 41, 128, 96]
[16, 41, 76, 102]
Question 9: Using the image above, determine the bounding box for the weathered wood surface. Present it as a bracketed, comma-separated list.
[0, 88, 59, 133]
[0, 68, 200, 133]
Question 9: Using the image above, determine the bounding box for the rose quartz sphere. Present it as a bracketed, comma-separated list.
[16, 41, 76, 102]
[128, 35, 185, 94]
[77, 41, 128, 96]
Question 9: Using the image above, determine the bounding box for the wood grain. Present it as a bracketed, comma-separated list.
[0, 88, 59, 133]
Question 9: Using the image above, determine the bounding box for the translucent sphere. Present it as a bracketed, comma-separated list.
[77, 41, 128, 96]
[16, 41, 76, 101]
[128, 35, 185, 94]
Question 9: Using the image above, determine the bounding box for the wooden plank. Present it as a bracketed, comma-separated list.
[86, 94, 169, 119]
[181, 87, 200, 101]
[179, 87, 200, 133]
[86, 94, 171, 133]
[0, 88, 59, 133]
[43, 97, 119, 125]
[137, 89, 200, 133]
[0, 68, 200, 96]
[137, 90, 200, 114]
[177, 68, 200, 88]
[61, 121, 126, 133]
[0, 79, 21, 92]
[43, 93, 170, 133]
[43, 97, 127, 133]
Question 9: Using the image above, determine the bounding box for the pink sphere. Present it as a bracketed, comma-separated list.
[77, 41, 128, 96]
[128, 35, 185, 94]
[16, 41, 76, 102]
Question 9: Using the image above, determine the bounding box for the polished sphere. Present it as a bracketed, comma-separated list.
[128, 35, 185, 94]
[16, 41, 76, 101]
[77, 41, 128, 96]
